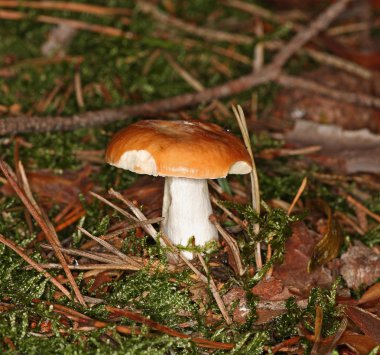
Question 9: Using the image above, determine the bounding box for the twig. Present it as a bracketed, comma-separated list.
[138, 1, 251, 45]
[0, 55, 84, 76]
[0, 160, 86, 306]
[197, 253, 233, 325]
[253, 18, 264, 72]
[304, 48, 372, 80]
[107, 189, 160, 241]
[0, 1, 131, 16]
[164, 53, 229, 117]
[29, 263, 141, 271]
[264, 40, 372, 80]
[103, 217, 164, 239]
[106, 306, 234, 350]
[89, 191, 137, 221]
[0, 234, 72, 299]
[345, 194, 380, 223]
[40, 243, 124, 264]
[210, 195, 246, 230]
[78, 227, 142, 269]
[222, 0, 282, 24]
[277, 73, 380, 109]
[74, 70, 84, 108]
[287, 177, 307, 215]
[0, 10, 134, 39]
[212, 220, 245, 276]
[310, 305, 323, 355]
[335, 211, 365, 236]
[0, 0, 351, 135]
[232, 105, 262, 269]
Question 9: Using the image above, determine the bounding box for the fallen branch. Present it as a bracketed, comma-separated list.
[0, 0, 351, 135]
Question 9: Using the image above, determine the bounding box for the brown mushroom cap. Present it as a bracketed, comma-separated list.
[106, 120, 252, 179]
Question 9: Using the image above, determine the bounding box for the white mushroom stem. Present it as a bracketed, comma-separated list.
[162, 177, 218, 260]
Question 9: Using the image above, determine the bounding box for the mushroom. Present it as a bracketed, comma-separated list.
[105, 120, 252, 259]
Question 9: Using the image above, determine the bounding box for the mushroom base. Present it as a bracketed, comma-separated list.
[162, 177, 218, 260]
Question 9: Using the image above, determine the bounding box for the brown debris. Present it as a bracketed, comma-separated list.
[272, 221, 333, 294]
[252, 278, 295, 301]
[121, 176, 164, 219]
[345, 306, 380, 343]
[274, 67, 380, 132]
[340, 242, 380, 289]
[0, 166, 93, 207]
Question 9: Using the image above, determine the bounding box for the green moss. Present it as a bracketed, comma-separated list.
[108, 269, 197, 328]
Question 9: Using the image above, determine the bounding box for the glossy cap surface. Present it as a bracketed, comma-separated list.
[106, 120, 252, 179]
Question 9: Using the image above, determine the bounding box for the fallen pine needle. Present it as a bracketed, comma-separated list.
[0, 233, 72, 299]
[0, 159, 86, 306]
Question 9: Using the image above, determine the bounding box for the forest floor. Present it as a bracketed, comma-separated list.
[0, 0, 380, 354]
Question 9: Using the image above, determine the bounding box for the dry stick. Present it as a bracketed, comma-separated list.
[79, 216, 164, 250]
[345, 194, 380, 223]
[304, 48, 372, 80]
[232, 105, 262, 269]
[222, 0, 286, 25]
[335, 211, 365, 236]
[106, 306, 234, 350]
[287, 177, 308, 216]
[107, 189, 161, 241]
[74, 70, 84, 109]
[138, 0, 252, 45]
[0, 10, 134, 39]
[78, 227, 142, 269]
[89, 191, 137, 221]
[31, 263, 141, 271]
[210, 195, 246, 230]
[0, 234, 72, 299]
[310, 306, 323, 355]
[0, 56, 84, 77]
[0, 160, 86, 306]
[264, 40, 372, 80]
[253, 18, 264, 72]
[197, 253, 233, 325]
[0, 0, 351, 135]
[103, 216, 164, 238]
[277, 74, 380, 109]
[40, 243, 123, 264]
[0, 1, 131, 16]
[213, 220, 245, 276]
[164, 53, 230, 117]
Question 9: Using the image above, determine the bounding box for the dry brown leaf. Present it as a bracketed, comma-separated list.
[340, 242, 380, 289]
[345, 306, 380, 343]
[0, 166, 93, 207]
[272, 221, 333, 294]
[358, 282, 380, 305]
